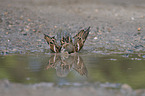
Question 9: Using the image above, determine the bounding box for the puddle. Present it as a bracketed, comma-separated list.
[0, 53, 145, 89]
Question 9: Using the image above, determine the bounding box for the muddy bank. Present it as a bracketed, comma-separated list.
[0, 0, 145, 55]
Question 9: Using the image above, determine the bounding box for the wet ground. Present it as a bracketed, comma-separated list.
[1, 0, 145, 96]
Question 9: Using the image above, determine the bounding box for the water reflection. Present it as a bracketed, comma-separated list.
[1, 54, 145, 89]
[45, 54, 88, 77]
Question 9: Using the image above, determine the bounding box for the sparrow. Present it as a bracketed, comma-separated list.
[44, 27, 90, 53]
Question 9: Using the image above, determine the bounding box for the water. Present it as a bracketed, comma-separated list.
[0, 53, 145, 89]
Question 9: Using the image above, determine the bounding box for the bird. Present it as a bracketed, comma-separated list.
[44, 27, 90, 54]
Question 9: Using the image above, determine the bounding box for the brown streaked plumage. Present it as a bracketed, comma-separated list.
[44, 34, 61, 53]
[61, 36, 75, 54]
[73, 26, 90, 52]
[44, 27, 90, 53]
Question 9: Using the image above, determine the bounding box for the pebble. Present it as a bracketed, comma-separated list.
[25, 28, 29, 32]
[37, 39, 42, 42]
[6, 32, 9, 34]
[142, 55, 145, 58]
[121, 84, 132, 93]
[27, 19, 31, 21]
[137, 27, 141, 31]
[4, 12, 8, 15]
[131, 17, 135, 20]
[95, 9, 98, 13]
[94, 37, 97, 40]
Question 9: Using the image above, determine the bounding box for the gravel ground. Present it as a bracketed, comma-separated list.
[1, 0, 145, 95]
[1, 79, 145, 96]
[1, 0, 145, 55]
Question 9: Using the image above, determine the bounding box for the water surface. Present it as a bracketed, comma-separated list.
[0, 53, 145, 89]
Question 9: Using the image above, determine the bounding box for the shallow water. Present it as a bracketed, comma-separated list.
[0, 53, 145, 89]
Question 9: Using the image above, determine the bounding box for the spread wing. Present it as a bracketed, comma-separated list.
[73, 27, 90, 52]
[44, 34, 61, 53]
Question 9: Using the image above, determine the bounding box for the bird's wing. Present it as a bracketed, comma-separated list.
[73, 27, 90, 51]
[44, 34, 61, 53]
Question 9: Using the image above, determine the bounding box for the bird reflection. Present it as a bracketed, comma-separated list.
[46, 54, 88, 77]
